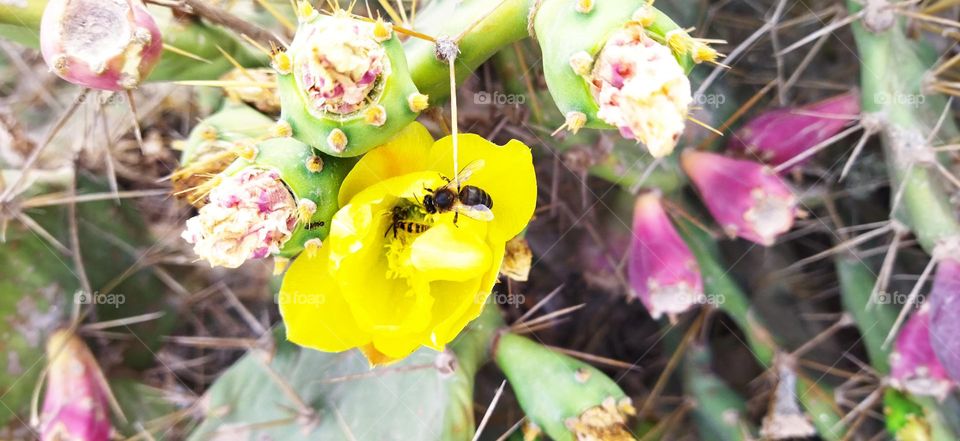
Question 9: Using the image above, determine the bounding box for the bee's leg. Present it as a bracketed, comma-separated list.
[453, 211, 459, 227]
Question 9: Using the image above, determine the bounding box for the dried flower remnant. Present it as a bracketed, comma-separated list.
[890, 304, 954, 399]
[277, 7, 424, 156]
[40, 330, 113, 441]
[40, 0, 162, 90]
[728, 92, 861, 170]
[628, 191, 704, 320]
[590, 23, 692, 158]
[294, 14, 387, 115]
[681, 150, 797, 246]
[182, 168, 297, 268]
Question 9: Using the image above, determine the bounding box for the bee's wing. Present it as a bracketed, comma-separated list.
[456, 203, 495, 222]
[454, 159, 485, 184]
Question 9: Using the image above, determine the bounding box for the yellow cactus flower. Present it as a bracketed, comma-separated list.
[279, 123, 537, 364]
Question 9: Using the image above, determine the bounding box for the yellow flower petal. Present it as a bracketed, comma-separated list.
[338, 122, 434, 206]
[432, 240, 506, 345]
[410, 223, 491, 282]
[426, 135, 537, 240]
[426, 277, 485, 349]
[279, 249, 370, 352]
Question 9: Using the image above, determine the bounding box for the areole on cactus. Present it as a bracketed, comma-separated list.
[275, 3, 425, 157]
[40, 0, 162, 91]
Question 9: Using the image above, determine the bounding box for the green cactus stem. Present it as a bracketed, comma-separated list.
[847, 1, 960, 255]
[835, 256, 897, 374]
[675, 216, 847, 440]
[406, 0, 534, 103]
[494, 332, 636, 441]
[684, 343, 755, 441]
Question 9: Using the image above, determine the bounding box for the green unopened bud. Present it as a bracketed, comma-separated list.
[494, 333, 636, 441]
[172, 104, 276, 206]
[277, 11, 423, 157]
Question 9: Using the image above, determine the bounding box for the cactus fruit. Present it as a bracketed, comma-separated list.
[40, 0, 162, 90]
[533, 0, 707, 157]
[728, 91, 861, 170]
[277, 7, 423, 157]
[629, 190, 705, 320]
[183, 136, 354, 266]
[40, 329, 113, 441]
[681, 150, 797, 246]
[494, 333, 636, 441]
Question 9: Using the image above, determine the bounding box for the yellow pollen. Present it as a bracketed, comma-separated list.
[272, 51, 292, 74]
[408, 93, 430, 112]
[373, 19, 393, 42]
[632, 5, 656, 27]
[305, 155, 324, 173]
[564, 111, 587, 134]
[575, 0, 594, 13]
[692, 42, 719, 64]
[273, 256, 290, 275]
[665, 29, 691, 56]
[364, 105, 387, 126]
[297, 199, 318, 222]
[235, 142, 258, 161]
[199, 125, 219, 142]
[270, 121, 293, 138]
[384, 238, 416, 280]
[304, 238, 323, 257]
[569, 51, 594, 76]
[327, 129, 348, 153]
[296, 0, 318, 21]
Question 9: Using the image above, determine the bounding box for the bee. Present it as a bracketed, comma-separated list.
[385, 205, 430, 238]
[422, 160, 494, 225]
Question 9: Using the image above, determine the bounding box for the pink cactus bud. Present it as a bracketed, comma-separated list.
[890, 304, 954, 399]
[40, 330, 112, 441]
[628, 191, 705, 319]
[681, 150, 798, 246]
[40, 0, 163, 91]
[929, 258, 960, 383]
[728, 92, 860, 170]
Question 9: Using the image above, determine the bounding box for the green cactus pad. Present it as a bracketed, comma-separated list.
[186, 307, 501, 441]
[179, 103, 276, 166]
[494, 333, 629, 441]
[533, 1, 695, 129]
[221, 137, 356, 257]
[278, 14, 422, 157]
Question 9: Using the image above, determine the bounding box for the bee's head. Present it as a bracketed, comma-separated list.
[422, 194, 436, 213]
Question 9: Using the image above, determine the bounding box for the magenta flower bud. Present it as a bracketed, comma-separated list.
[40, 0, 163, 91]
[40, 330, 112, 441]
[628, 191, 705, 320]
[929, 257, 960, 383]
[890, 304, 954, 399]
[728, 92, 860, 170]
[681, 150, 798, 246]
